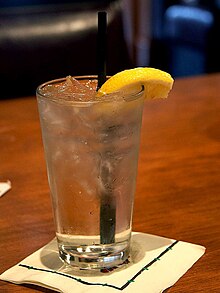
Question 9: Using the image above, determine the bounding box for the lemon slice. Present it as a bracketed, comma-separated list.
[97, 67, 174, 99]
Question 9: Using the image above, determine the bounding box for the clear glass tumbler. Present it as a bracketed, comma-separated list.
[36, 76, 144, 269]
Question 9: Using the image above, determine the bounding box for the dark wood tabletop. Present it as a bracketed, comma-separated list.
[0, 73, 220, 292]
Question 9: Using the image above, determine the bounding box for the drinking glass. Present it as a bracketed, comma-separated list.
[36, 76, 144, 269]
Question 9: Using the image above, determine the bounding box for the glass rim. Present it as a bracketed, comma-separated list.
[36, 75, 144, 104]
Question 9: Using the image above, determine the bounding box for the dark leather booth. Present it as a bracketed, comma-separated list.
[0, 0, 131, 98]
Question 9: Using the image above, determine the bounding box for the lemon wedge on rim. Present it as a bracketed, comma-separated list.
[97, 67, 174, 99]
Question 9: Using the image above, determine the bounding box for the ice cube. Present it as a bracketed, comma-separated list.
[41, 76, 96, 101]
[61, 76, 96, 101]
[65, 76, 89, 93]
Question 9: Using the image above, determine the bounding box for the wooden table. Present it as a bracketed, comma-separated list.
[0, 74, 220, 292]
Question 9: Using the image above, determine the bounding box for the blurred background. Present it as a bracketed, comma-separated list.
[0, 0, 219, 98]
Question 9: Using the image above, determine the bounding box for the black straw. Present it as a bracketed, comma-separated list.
[97, 11, 107, 90]
[100, 159, 116, 244]
[97, 11, 116, 245]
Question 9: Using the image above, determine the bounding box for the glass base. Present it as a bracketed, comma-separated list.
[58, 241, 130, 270]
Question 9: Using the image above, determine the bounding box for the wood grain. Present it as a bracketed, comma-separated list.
[1, 74, 220, 292]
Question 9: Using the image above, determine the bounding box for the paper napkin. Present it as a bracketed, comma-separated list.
[0, 232, 205, 293]
[0, 180, 11, 197]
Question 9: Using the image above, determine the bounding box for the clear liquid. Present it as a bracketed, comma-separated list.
[57, 230, 130, 269]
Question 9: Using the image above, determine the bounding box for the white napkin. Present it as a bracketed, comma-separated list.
[0, 232, 205, 293]
[0, 181, 11, 197]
